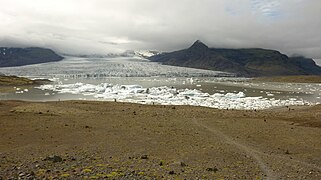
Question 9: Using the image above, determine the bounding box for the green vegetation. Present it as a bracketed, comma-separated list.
[0, 75, 50, 86]
[0, 75, 35, 86]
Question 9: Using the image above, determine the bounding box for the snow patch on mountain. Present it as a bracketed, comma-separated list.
[134, 50, 161, 58]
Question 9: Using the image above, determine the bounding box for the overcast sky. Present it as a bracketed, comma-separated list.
[0, 0, 320, 58]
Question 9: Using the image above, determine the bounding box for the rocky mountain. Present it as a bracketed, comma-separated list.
[62, 50, 160, 59]
[315, 59, 321, 66]
[0, 47, 63, 67]
[149, 40, 321, 77]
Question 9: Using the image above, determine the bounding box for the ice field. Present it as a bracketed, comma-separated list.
[0, 56, 232, 78]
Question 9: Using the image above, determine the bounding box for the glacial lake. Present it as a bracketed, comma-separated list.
[0, 57, 321, 109]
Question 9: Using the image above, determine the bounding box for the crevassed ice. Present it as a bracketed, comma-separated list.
[36, 83, 312, 110]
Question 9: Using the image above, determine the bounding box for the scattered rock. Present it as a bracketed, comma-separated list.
[44, 155, 63, 163]
[61, 173, 70, 178]
[27, 171, 35, 178]
[173, 161, 187, 167]
[141, 155, 148, 159]
[180, 162, 187, 167]
[285, 149, 291, 155]
[159, 160, 164, 166]
[206, 167, 218, 172]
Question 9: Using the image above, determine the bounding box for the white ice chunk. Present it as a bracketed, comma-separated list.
[36, 83, 314, 110]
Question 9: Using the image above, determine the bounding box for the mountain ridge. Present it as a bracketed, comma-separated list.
[0, 47, 63, 67]
[149, 41, 321, 77]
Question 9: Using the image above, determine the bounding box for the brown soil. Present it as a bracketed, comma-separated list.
[0, 101, 321, 179]
[253, 75, 321, 83]
[0, 76, 49, 93]
[0, 75, 50, 86]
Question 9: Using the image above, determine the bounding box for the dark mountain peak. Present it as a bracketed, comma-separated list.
[189, 40, 208, 51]
[149, 42, 321, 77]
[0, 47, 63, 67]
[194, 40, 204, 44]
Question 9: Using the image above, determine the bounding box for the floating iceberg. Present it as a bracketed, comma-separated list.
[36, 83, 312, 110]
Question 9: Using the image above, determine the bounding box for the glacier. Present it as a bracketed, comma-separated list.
[0, 56, 233, 78]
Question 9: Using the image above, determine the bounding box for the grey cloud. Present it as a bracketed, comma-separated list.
[0, 0, 320, 58]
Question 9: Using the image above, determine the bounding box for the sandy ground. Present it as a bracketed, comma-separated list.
[0, 100, 321, 179]
[253, 75, 321, 83]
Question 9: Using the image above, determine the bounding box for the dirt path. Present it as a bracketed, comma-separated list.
[192, 114, 321, 179]
[192, 118, 277, 179]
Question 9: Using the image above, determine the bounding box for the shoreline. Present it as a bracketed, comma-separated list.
[0, 98, 318, 111]
[253, 75, 321, 83]
[0, 75, 50, 86]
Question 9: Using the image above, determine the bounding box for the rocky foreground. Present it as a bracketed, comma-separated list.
[0, 101, 321, 179]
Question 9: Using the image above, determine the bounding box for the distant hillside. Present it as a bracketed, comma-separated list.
[149, 41, 321, 77]
[0, 47, 63, 67]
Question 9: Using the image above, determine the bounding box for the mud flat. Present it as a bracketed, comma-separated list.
[0, 100, 321, 179]
[253, 75, 321, 83]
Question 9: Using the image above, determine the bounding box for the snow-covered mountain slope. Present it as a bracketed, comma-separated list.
[314, 59, 321, 66]
[134, 50, 161, 59]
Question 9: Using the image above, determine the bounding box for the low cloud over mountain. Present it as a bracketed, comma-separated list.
[0, 0, 320, 58]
